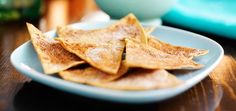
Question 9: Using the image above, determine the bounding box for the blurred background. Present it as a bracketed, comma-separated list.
[1, 0, 236, 111]
[0, 0, 236, 39]
[0, 0, 100, 31]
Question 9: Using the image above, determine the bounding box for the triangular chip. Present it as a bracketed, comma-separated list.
[56, 32, 125, 74]
[110, 13, 148, 44]
[96, 69, 183, 90]
[60, 68, 182, 90]
[125, 39, 202, 69]
[26, 23, 85, 74]
[59, 62, 128, 83]
[57, 13, 148, 41]
[56, 14, 148, 74]
[149, 36, 208, 58]
[57, 26, 153, 38]
[57, 26, 91, 38]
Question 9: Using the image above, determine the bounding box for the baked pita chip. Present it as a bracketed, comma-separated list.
[60, 68, 182, 90]
[125, 39, 202, 69]
[149, 36, 208, 58]
[26, 23, 84, 74]
[59, 62, 128, 83]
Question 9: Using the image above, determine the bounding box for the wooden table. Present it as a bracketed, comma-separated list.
[1, 4, 236, 111]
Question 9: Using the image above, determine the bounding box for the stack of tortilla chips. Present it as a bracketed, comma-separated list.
[26, 14, 208, 90]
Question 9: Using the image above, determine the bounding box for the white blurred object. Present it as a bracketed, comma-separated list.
[81, 11, 110, 22]
[81, 10, 162, 26]
[141, 18, 162, 26]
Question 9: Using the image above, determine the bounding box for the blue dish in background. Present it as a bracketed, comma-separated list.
[95, 0, 177, 20]
[11, 22, 223, 103]
[163, 0, 236, 39]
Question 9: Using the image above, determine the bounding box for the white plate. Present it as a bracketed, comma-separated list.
[10, 22, 223, 103]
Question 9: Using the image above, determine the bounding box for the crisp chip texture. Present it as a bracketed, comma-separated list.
[56, 14, 148, 74]
[57, 13, 147, 41]
[110, 13, 147, 44]
[56, 32, 125, 74]
[59, 62, 128, 83]
[26, 13, 207, 91]
[96, 69, 183, 90]
[26, 23, 84, 74]
[125, 39, 202, 69]
[60, 68, 182, 90]
[57, 26, 154, 38]
[149, 36, 208, 58]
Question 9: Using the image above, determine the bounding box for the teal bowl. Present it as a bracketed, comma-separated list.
[95, 0, 177, 20]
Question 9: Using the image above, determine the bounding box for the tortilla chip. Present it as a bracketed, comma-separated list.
[110, 13, 148, 44]
[57, 26, 83, 38]
[60, 68, 182, 90]
[55, 14, 148, 74]
[125, 39, 202, 69]
[149, 36, 208, 58]
[26, 23, 85, 74]
[57, 14, 148, 41]
[56, 31, 125, 74]
[98, 69, 182, 90]
[57, 26, 153, 38]
[59, 62, 128, 83]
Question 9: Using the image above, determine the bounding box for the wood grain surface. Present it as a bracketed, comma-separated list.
[1, 1, 236, 110]
[0, 23, 32, 111]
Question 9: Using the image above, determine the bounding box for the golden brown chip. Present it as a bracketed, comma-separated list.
[110, 13, 147, 44]
[96, 69, 183, 90]
[57, 26, 153, 38]
[56, 35, 125, 74]
[60, 68, 182, 90]
[59, 62, 128, 83]
[55, 14, 148, 74]
[125, 39, 202, 69]
[26, 23, 85, 74]
[57, 26, 84, 38]
[57, 13, 148, 41]
[149, 36, 208, 58]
